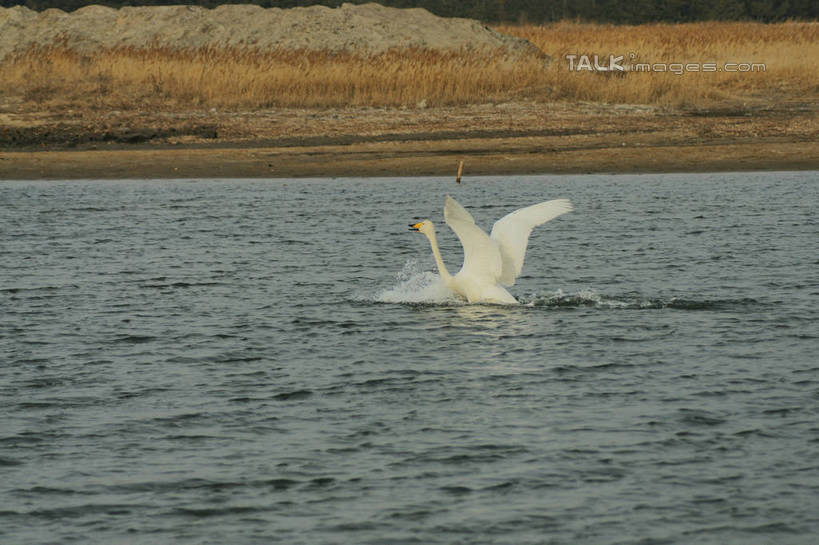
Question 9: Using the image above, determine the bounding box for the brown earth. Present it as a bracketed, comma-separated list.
[0, 3, 538, 59]
[1, 101, 816, 179]
[0, 5, 814, 179]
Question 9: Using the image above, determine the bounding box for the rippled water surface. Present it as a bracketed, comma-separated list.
[2, 172, 818, 544]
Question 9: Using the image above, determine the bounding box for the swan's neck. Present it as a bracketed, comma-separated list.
[426, 226, 454, 287]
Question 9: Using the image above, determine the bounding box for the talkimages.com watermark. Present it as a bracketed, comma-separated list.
[565, 53, 766, 75]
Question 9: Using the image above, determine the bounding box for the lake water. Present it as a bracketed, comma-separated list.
[1, 172, 818, 545]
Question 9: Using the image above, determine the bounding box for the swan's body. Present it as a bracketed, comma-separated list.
[410, 195, 573, 304]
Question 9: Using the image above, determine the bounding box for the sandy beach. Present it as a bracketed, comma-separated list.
[2, 136, 817, 180]
[1, 101, 816, 179]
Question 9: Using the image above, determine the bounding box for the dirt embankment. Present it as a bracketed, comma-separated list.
[1, 102, 817, 178]
[0, 4, 816, 178]
[0, 2, 540, 58]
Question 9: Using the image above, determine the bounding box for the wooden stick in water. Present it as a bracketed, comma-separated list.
[456, 160, 464, 184]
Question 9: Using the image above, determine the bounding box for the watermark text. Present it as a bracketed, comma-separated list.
[565, 54, 766, 75]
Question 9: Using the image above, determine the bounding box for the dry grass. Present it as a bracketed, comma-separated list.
[0, 45, 547, 110]
[499, 20, 819, 107]
[0, 21, 816, 111]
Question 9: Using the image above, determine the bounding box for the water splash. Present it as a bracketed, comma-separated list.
[375, 270, 760, 310]
[521, 288, 637, 309]
[523, 288, 759, 310]
[376, 260, 461, 304]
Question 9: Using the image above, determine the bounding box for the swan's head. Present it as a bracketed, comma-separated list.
[409, 220, 434, 236]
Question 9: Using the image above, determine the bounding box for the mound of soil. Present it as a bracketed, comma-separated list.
[0, 2, 542, 58]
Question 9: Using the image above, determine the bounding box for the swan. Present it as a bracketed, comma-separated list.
[409, 195, 573, 304]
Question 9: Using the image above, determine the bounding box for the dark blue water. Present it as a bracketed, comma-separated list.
[1, 172, 818, 545]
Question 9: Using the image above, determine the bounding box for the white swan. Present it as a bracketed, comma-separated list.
[410, 195, 573, 304]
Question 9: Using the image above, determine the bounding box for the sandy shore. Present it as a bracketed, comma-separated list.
[2, 138, 817, 180]
[1, 101, 817, 179]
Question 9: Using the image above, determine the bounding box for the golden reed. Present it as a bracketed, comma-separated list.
[1, 22, 815, 109]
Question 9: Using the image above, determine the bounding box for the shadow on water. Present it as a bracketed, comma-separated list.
[371, 266, 762, 313]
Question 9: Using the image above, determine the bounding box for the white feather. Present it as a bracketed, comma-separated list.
[444, 195, 504, 284]
[411, 195, 573, 304]
[490, 199, 574, 286]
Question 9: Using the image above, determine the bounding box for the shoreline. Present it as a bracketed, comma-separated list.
[1, 138, 817, 180]
[2, 102, 817, 179]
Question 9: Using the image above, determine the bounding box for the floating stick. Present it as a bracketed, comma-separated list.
[456, 160, 464, 184]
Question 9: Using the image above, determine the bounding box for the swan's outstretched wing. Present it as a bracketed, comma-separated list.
[490, 199, 573, 286]
[444, 195, 503, 281]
